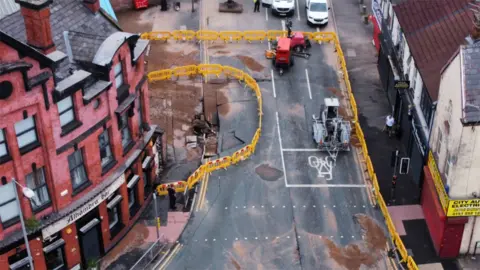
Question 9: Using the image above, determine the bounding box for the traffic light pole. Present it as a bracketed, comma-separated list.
[389, 149, 399, 205]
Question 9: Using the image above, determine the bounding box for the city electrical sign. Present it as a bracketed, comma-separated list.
[447, 199, 480, 217]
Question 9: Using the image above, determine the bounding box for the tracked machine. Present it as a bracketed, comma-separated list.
[312, 98, 352, 155]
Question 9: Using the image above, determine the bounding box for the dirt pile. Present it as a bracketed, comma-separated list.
[147, 43, 199, 71]
[355, 214, 387, 251]
[324, 239, 376, 270]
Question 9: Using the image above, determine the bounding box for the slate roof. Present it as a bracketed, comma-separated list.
[461, 43, 480, 123]
[393, 0, 474, 100]
[66, 31, 108, 63]
[0, 0, 121, 79]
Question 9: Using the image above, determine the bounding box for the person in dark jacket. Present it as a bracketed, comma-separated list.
[167, 185, 176, 210]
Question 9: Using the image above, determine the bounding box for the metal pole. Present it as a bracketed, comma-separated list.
[153, 193, 160, 239]
[14, 183, 34, 270]
[390, 149, 399, 205]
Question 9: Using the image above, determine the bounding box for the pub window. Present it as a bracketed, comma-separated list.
[8, 249, 30, 270]
[0, 182, 20, 227]
[106, 192, 123, 238]
[118, 113, 132, 152]
[114, 62, 124, 88]
[43, 236, 67, 270]
[98, 129, 115, 172]
[137, 92, 144, 133]
[68, 149, 90, 192]
[127, 174, 140, 217]
[0, 128, 9, 161]
[26, 166, 51, 211]
[14, 116, 39, 154]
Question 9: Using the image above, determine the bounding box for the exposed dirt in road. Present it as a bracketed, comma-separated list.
[215, 50, 231, 55]
[327, 87, 345, 98]
[255, 164, 284, 181]
[324, 238, 377, 270]
[288, 103, 305, 118]
[355, 214, 387, 251]
[209, 44, 227, 49]
[147, 43, 199, 71]
[236, 55, 265, 72]
[116, 8, 155, 33]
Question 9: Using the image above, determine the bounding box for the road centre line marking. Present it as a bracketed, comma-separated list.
[268, 41, 271, 50]
[305, 69, 312, 99]
[281, 19, 286, 31]
[296, 0, 301, 20]
[276, 112, 288, 187]
[286, 184, 368, 188]
[282, 148, 321, 152]
[265, 7, 268, 21]
[316, 27, 320, 32]
[271, 69, 276, 98]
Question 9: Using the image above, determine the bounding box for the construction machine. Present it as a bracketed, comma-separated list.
[312, 97, 352, 152]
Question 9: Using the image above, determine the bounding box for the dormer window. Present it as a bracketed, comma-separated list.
[58, 96, 75, 128]
[114, 62, 124, 88]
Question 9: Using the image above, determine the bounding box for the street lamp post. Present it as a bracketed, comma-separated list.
[12, 178, 36, 270]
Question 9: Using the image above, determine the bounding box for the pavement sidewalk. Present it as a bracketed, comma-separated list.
[331, 0, 458, 268]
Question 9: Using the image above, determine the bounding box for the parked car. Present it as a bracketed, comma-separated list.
[271, 0, 295, 16]
[305, 0, 330, 26]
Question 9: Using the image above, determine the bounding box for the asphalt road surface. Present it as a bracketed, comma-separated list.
[164, 1, 395, 269]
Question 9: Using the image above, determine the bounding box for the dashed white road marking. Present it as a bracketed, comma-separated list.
[286, 183, 368, 188]
[276, 112, 288, 186]
[194, 234, 360, 243]
[271, 69, 276, 98]
[305, 69, 313, 99]
[282, 148, 322, 152]
[281, 19, 286, 31]
[316, 27, 320, 32]
[223, 204, 368, 209]
[265, 8, 269, 21]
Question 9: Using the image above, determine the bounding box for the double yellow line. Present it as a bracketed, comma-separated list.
[194, 171, 210, 211]
[157, 243, 183, 270]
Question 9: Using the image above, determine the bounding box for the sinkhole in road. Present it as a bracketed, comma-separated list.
[255, 164, 284, 181]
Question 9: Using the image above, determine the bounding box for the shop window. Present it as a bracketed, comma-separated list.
[114, 62, 124, 88]
[106, 193, 123, 238]
[0, 182, 19, 227]
[127, 174, 140, 217]
[435, 128, 443, 156]
[119, 113, 133, 153]
[8, 249, 30, 270]
[26, 166, 51, 212]
[68, 149, 90, 193]
[14, 116, 39, 154]
[98, 129, 115, 173]
[57, 96, 75, 128]
[43, 236, 66, 270]
[0, 128, 9, 163]
[444, 151, 453, 183]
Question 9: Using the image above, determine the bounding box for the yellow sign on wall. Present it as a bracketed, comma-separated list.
[447, 199, 480, 217]
[427, 151, 449, 212]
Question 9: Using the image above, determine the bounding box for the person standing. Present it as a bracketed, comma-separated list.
[254, 0, 260, 12]
[384, 115, 395, 137]
[167, 185, 176, 210]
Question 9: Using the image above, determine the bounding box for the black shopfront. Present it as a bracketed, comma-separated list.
[76, 208, 103, 267]
[376, 19, 431, 202]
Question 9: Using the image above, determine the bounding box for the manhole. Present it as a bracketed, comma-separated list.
[255, 164, 283, 181]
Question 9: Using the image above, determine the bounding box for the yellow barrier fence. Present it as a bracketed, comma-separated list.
[197, 63, 223, 78]
[142, 31, 419, 269]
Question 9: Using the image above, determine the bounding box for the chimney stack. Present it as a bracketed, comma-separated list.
[16, 0, 55, 54]
[84, 0, 100, 13]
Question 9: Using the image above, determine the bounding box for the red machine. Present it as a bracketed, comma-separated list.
[134, 0, 148, 9]
[271, 37, 294, 75]
[289, 32, 312, 52]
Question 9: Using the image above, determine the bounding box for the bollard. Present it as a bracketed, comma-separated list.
[361, 5, 367, 15]
[363, 15, 369, 24]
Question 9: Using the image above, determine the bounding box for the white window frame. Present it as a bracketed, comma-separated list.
[108, 206, 119, 229]
[98, 129, 114, 168]
[26, 167, 51, 211]
[68, 149, 89, 190]
[14, 116, 38, 151]
[57, 96, 75, 128]
[0, 129, 8, 158]
[114, 62, 124, 88]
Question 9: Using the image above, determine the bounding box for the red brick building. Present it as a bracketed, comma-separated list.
[0, 0, 157, 269]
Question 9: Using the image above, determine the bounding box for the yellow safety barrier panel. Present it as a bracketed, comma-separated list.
[196, 30, 220, 41]
[148, 69, 173, 82]
[310, 32, 334, 43]
[197, 64, 223, 78]
[219, 31, 243, 43]
[243, 30, 267, 42]
[156, 181, 187, 195]
[171, 30, 196, 41]
[223, 66, 245, 81]
[266, 30, 287, 41]
[186, 165, 206, 188]
[172, 65, 198, 77]
[244, 74, 257, 91]
[232, 145, 253, 164]
[144, 31, 172, 41]
[251, 129, 261, 153]
[204, 157, 231, 173]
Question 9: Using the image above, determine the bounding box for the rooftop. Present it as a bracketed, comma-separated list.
[461, 42, 480, 123]
[0, 0, 121, 79]
[393, 0, 473, 100]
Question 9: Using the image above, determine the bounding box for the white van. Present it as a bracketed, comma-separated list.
[271, 0, 295, 16]
[262, 0, 272, 7]
[305, 0, 330, 25]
